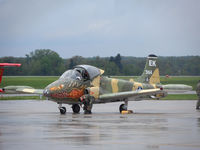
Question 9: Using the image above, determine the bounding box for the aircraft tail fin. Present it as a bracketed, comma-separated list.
[0, 68, 4, 84]
[0, 63, 21, 85]
[136, 54, 160, 84]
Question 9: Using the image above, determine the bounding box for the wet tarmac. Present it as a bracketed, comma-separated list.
[0, 100, 200, 150]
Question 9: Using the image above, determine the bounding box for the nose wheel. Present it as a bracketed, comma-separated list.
[58, 104, 66, 114]
[72, 104, 80, 114]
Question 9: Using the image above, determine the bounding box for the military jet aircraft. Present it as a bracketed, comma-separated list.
[3, 55, 192, 114]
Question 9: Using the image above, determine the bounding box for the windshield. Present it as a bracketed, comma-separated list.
[60, 70, 82, 80]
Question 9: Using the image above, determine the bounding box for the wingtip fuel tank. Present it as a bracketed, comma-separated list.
[162, 84, 193, 93]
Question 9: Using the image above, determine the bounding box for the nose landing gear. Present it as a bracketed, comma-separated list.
[58, 104, 66, 114]
[58, 104, 81, 114]
[72, 104, 80, 114]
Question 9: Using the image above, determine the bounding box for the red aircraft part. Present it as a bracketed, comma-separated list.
[0, 63, 21, 90]
[0, 63, 21, 67]
[0, 88, 3, 93]
[0, 68, 4, 84]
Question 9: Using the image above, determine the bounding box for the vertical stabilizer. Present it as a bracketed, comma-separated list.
[0, 68, 4, 84]
[0, 63, 21, 85]
[137, 54, 160, 84]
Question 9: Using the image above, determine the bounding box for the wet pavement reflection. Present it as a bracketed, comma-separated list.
[0, 100, 200, 150]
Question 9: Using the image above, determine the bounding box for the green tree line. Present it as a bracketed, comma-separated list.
[0, 49, 200, 76]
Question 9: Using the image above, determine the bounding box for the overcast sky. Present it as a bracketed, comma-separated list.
[0, 0, 200, 58]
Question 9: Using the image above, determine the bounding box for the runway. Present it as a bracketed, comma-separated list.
[0, 100, 200, 150]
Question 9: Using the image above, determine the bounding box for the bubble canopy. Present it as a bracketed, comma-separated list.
[75, 65, 104, 80]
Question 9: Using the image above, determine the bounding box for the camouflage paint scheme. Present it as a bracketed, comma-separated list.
[3, 55, 192, 114]
[42, 55, 167, 105]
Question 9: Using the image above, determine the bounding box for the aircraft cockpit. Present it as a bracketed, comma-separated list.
[74, 65, 104, 81]
[75, 68, 90, 81]
[59, 65, 104, 82]
[59, 70, 83, 81]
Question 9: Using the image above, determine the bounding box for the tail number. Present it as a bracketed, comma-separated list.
[145, 70, 152, 75]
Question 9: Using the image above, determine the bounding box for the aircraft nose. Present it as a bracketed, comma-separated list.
[43, 79, 66, 98]
[43, 78, 84, 99]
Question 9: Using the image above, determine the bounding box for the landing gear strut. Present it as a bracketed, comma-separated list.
[119, 100, 133, 114]
[58, 104, 66, 114]
[72, 104, 80, 114]
[119, 104, 127, 113]
[80, 94, 94, 114]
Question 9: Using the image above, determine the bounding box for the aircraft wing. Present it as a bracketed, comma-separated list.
[3, 86, 43, 94]
[0, 63, 21, 67]
[16, 88, 43, 94]
[98, 89, 167, 102]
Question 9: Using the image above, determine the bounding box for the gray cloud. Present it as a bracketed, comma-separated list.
[0, 0, 199, 58]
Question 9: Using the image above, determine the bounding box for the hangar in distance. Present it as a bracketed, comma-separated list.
[3, 55, 192, 114]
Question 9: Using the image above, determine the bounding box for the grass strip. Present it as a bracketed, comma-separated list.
[161, 94, 198, 100]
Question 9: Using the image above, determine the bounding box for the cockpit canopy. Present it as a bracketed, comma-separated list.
[60, 70, 82, 80]
[75, 65, 104, 80]
[60, 65, 104, 81]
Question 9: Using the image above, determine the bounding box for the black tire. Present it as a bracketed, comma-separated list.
[72, 104, 80, 114]
[60, 107, 66, 114]
[119, 104, 127, 113]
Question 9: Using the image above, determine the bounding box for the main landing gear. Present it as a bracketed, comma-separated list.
[119, 100, 133, 114]
[58, 104, 81, 114]
[119, 104, 127, 113]
[80, 94, 94, 114]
